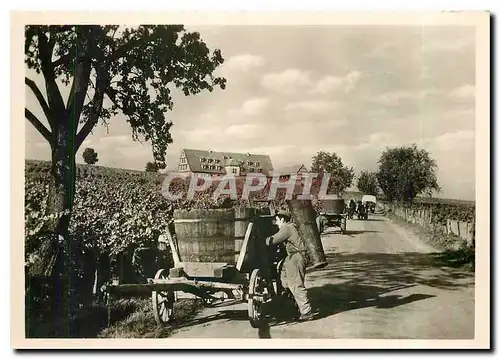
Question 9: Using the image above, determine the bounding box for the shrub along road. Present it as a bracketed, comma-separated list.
[168, 214, 475, 339]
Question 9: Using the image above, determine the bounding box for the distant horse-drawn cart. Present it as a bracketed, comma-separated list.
[316, 199, 347, 234]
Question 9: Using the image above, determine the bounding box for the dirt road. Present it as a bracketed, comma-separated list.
[169, 214, 475, 339]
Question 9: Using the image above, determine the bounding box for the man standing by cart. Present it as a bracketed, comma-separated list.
[265, 210, 315, 322]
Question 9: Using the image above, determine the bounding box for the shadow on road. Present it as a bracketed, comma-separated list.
[172, 308, 249, 331]
[344, 230, 381, 235]
[307, 282, 435, 320]
[170, 249, 474, 337]
[353, 218, 385, 222]
[307, 252, 475, 291]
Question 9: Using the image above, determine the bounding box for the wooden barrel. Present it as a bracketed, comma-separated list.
[173, 209, 236, 264]
[234, 207, 256, 263]
[287, 199, 328, 270]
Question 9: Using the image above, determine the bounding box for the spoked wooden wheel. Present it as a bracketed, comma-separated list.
[152, 269, 175, 325]
[248, 268, 270, 328]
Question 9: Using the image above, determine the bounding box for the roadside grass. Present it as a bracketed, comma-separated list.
[26, 295, 203, 338]
[387, 213, 475, 272]
[98, 297, 204, 338]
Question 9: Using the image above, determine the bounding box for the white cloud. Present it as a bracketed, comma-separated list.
[375, 89, 444, 106]
[224, 124, 259, 137]
[285, 100, 339, 115]
[422, 37, 475, 54]
[98, 135, 131, 147]
[353, 132, 393, 151]
[428, 130, 475, 151]
[181, 128, 223, 142]
[310, 75, 344, 94]
[344, 70, 363, 93]
[310, 70, 363, 95]
[450, 84, 475, 99]
[261, 69, 313, 94]
[240, 98, 269, 116]
[223, 54, 266, 72]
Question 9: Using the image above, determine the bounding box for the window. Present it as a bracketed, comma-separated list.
[247, 161, 253, 166]
[255, 161, 260, 167]
[232, 168, 237, 174]
[208, 158, 213, 163]
[249, 167, 255, 172]
[200, 157, 206, 162]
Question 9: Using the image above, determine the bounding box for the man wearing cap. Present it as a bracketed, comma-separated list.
[265, 210, 315, 321]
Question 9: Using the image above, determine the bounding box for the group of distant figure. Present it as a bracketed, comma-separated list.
[346, 198, 371, 220]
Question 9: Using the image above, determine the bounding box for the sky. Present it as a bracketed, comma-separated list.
[25, 25, 476, 200]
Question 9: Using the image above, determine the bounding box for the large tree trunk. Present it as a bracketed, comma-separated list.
[45, 119, 79, 337]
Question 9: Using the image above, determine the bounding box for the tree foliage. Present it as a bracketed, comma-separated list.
[376, 144, 440, 202]
[357, 170, 378, 195]
[310, 151, 355, 196]
[25, 25, 227, 168]
[82, 148, 98, 165]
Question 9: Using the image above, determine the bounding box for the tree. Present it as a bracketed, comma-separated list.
[311, 151, 355, 196]
[357, 170, 378, 195]
[82, 147, 98, 165]
[376, 144, 440, 203]
[26, 25, 225, 235]
[145, 161, 159, 172]
[25, 25, 226, 335]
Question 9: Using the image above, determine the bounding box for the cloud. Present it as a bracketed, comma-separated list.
[375, 89, 444, 106]
[344, 70, 363, 93]
[310, 70, 363, 95]
[450, 84, 475, 99]
[240, 98, 269, 116]
[261, 69, 313, 94]
[223, 54, 266, 72]
[224, 124, 259, 138]
[310, 75, 344, 94]
[427, 130, 475, 151]
[353, 132, 394, 151]
[180, 128, 223, 143]
[422, 37, 475, 54]
[285, 101, 340, 115]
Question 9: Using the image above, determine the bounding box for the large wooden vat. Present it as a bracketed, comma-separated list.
[173, 209, 237, 264]
[234, 207, 256, 263]
[287, 199, 328, 269]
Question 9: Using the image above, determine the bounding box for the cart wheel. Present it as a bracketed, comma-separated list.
[341, 217, 347, 234]
[248, 268, 269, 328]
[152, 269, 175, 325]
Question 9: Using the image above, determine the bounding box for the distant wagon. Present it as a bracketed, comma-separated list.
[316, 198, 347, 234]
[361, 195, 377, 213]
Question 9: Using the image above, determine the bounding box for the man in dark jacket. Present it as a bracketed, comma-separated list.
[265, 210, 315, 321]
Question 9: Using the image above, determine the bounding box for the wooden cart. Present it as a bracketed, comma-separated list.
[102, 206, 290, 329]
[317, 199, 347, 234]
